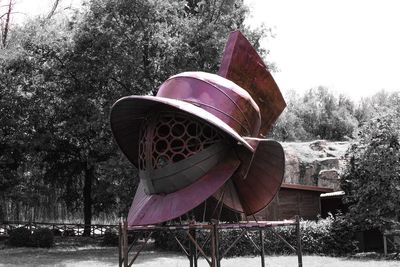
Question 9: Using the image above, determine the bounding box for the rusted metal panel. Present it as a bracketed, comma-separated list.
[218, 31, 286, 136]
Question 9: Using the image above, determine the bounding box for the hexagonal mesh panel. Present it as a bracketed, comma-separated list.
[139, 111, 224, 171]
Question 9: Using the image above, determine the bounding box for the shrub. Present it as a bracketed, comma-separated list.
[8, 227, 32, 247]
[62, 229, 75, 237]
[31, 228, 54, 248]
[51, 229, 62, 236]
[324, 213, 358, 255]
[102, 230, 119, 246]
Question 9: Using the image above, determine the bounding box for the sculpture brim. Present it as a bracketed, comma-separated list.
[127, 156, 240, 226]
[110, 96, 254, 168]
[214, 139, 285, 215]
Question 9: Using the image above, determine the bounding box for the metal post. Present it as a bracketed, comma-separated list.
[189, 228, 198, 267]
[118, 223, 122, 267]
[189, 238, 194, 267]
[123, 221, 128, 267]
[295, 215, 303, 267]
[383, 233, 387, 256]
[213, 223, 220, 267]
[189, 229, 194, 267]
[259, 229, 265, 267]
[210, 225, 217, 267]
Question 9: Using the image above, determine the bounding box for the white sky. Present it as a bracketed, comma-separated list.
[9, 0, 400, 100]
[244, 0, 400, 100]
[11, 0, 82, 23]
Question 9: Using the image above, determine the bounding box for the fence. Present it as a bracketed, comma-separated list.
[0, 221, 118, 237]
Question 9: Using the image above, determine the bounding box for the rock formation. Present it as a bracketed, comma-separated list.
[281, 140, 350, 191]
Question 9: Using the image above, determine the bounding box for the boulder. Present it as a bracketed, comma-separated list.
[318, 169, 340, 190]
[281, 140, 350, 189]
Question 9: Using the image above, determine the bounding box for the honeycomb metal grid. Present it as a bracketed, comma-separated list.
[138, 112, 223, 171]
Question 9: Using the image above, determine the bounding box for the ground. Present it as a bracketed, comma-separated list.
[0, 246, 399, 267]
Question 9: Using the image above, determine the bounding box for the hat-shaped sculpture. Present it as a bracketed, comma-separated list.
[110, 31, 286, 226]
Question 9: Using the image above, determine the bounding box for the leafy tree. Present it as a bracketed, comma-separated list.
[270, 88, 358, 141]
[268, 90, 311, 141]
[355, 90, 400, 126]
[1, 0, 268, 232]
[299, 87, 357, 140]
[0, 50, 30, 220]
[342, 113, 400, 230]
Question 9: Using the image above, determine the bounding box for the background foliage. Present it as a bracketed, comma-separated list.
[0, 0, 268, 226]
[342, 111, 400, 231]
[269, 87, 358, 141]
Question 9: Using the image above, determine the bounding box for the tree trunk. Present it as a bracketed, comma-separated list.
[0, 194, 4, 222]
[2, 0, 13, 47]
[83, 165, 94, 236]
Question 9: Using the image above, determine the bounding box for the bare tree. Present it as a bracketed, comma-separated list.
[1, 0, 14, 47]
[47, 0, 60, 19]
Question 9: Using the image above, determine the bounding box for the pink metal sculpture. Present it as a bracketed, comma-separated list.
[110, 31, 286, 226]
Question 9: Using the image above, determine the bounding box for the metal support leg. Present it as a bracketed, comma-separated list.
[189, 229, 197, 267]
[383, 234, 387, 256]
[189, 237, 194, 267]
[187, 231, 212, 265]
[295, 215, 303, 267]
[214, 223, 220, 267]
[210, 222, 221, 267]
[118, 222, 122, 267]
[210, 225, 217, 267]
[260, 230, 265, 267]
[190, 229, 198, 267]
[123, 221, 128, 267]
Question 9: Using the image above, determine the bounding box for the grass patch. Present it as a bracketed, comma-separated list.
[0, 248, 398, 267]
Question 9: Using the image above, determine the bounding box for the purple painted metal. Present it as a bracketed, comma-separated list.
[218, 31, 286, 136]
[157, 72, 261, 137]
[110, 93, 254, 168]
[110, 30, 286, 226]
[214, 139, 285, 215]
[127, 157, 240, 226]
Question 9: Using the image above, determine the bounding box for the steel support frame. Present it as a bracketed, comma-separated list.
[118, 216, 302, 267]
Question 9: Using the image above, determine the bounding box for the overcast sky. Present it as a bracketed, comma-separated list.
[11, 0, 400, 100]
[12, 0, 82, 23]
[244, 0, 400, 100]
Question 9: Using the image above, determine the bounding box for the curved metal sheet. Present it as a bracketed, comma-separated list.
[140, 142, 230, 194]
[110, 96, 254, 167]
[127, 156, 240, 226]
[158, 72, 261, 137]
[214, 139, 285, 215]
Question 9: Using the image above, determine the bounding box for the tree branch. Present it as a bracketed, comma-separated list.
[47, 0, 60, 19]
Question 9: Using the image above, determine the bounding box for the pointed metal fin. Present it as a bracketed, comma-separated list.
[218, 31, 286, 136]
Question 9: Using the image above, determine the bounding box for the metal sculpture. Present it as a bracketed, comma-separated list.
[110, 31, 286, 226]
